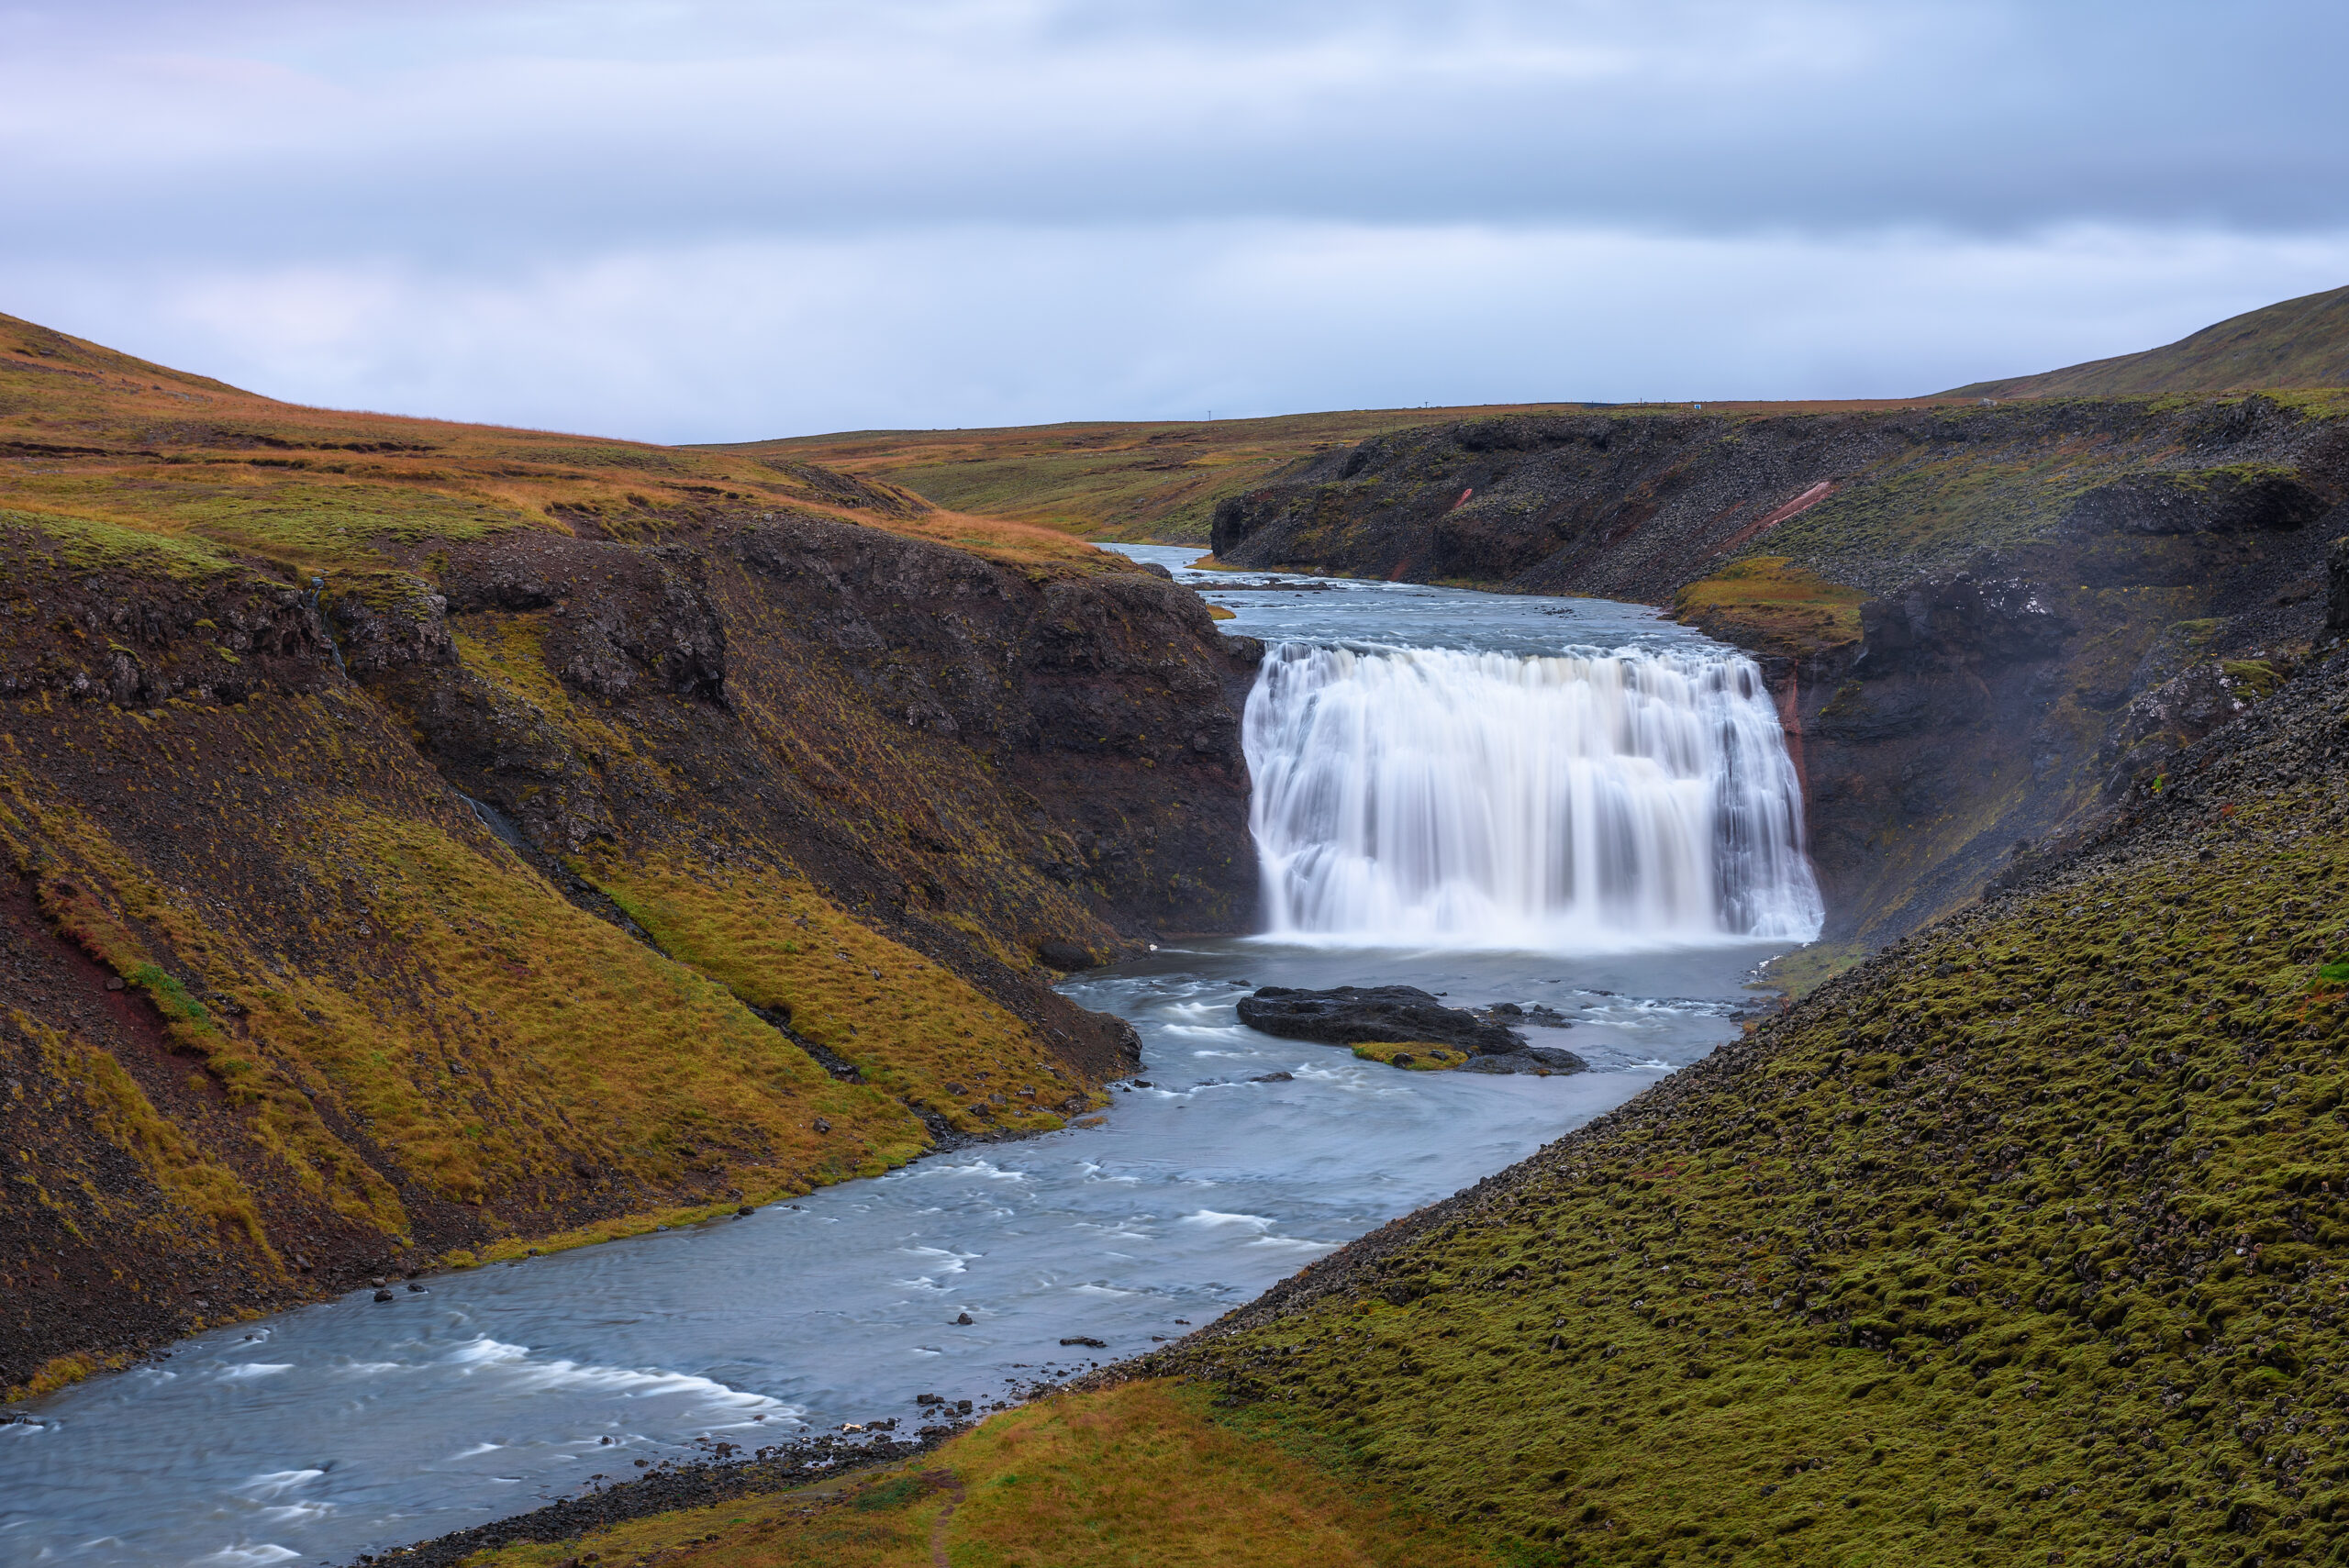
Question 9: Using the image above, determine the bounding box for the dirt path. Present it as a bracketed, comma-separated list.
[924, 1471, 966, 1567]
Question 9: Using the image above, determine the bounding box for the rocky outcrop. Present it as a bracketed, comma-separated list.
[0, 534, 339, 705]
[1236, 986, 1526, 1054]
[2061, 467, 2333, 536]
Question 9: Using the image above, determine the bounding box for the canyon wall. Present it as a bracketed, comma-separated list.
[1211, 396, 2349, 951]
[0, 506, 1258, 1396]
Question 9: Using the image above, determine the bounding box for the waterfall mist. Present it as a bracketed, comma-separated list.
[1243, 643, 1823, 948]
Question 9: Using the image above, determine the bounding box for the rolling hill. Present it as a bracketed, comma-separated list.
[1945, 284, 2349, 398]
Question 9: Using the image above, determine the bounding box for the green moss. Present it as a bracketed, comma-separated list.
[1761, 449, 2097, 575]
[0, 508, 240, 579]
[1351, 1041, 1469, 1071]
[1672, 557, 1866, 659]
[1152, 749, 2349, 1564]
[123, 962, 217, 1037]
[2222, 659, 2285, 700]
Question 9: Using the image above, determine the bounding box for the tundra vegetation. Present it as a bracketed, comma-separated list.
[746, 399, 1988, 547]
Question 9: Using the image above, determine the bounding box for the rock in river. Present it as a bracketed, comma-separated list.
[1236, 985, 1525, 1054]
[1460, 1045, 1590, 1075]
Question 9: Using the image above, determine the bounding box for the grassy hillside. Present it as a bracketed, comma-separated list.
[728, 402, 1981, 544]
[724, 406, 1582, 544]
[1947, 285, 2349, 398]
[0, 312, 1114, 576]
[0, 314, 1261, 1399]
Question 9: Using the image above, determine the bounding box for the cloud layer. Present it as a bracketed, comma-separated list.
[6, 1, 2345, 439]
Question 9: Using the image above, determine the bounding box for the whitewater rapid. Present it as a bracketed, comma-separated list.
[1244, 642, 1822, 947]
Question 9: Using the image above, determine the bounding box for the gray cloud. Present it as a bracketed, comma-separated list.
[9, 1, 2349, 251]
[2, 1, 2343, 436]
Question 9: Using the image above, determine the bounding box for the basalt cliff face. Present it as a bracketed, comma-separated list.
[1211, 396, 2349, 951]
[0, 316, 1258, 1397]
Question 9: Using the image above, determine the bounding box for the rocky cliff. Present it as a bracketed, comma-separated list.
[0, 317, 1259, 1397]
[1211, 395, 2349, 953]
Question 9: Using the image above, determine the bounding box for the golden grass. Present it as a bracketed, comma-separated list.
[0, 311, 1142, 578]
[0, 1004, 275, 1313]
[0, 687, 930, 1265]
[1349, 1040, 1467, 1071]
[587, 855, 1092, 1136]
[1671, 554, 1868, 659]
[741, 402, 1991, 544]
[461, 1380, 1501, 1568]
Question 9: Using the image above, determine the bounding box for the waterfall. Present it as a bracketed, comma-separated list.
[1243, 642, 1823, 948]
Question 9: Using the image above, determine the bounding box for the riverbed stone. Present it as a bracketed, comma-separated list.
[1236, 985, 1526, 1053]
[1459, 1045, 1590, 1075]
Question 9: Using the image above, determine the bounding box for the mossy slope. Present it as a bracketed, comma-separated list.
[1671, 557, 1865, 661]
[0, 677, 928, 1374]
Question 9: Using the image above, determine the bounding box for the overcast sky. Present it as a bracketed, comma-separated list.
[5, 0, 2346, 441]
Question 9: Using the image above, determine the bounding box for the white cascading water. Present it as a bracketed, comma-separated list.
[1244, 642, 1824, 947]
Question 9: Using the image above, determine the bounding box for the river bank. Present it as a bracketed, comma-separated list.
[1, 935, 1787, 1565]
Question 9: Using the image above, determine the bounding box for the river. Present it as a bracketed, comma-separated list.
[0, 546, 1817, 1567]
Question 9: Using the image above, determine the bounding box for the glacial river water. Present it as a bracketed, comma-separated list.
[0, 547, 1813, 1567]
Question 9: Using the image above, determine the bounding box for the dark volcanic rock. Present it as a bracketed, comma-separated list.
[1459, 1046, 1589, 1075]
[1236, 986, 1525, 1054]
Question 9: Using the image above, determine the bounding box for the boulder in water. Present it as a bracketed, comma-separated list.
[1237, 985, 1524, 1054]
[1460, 1046, 1589, 1075]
